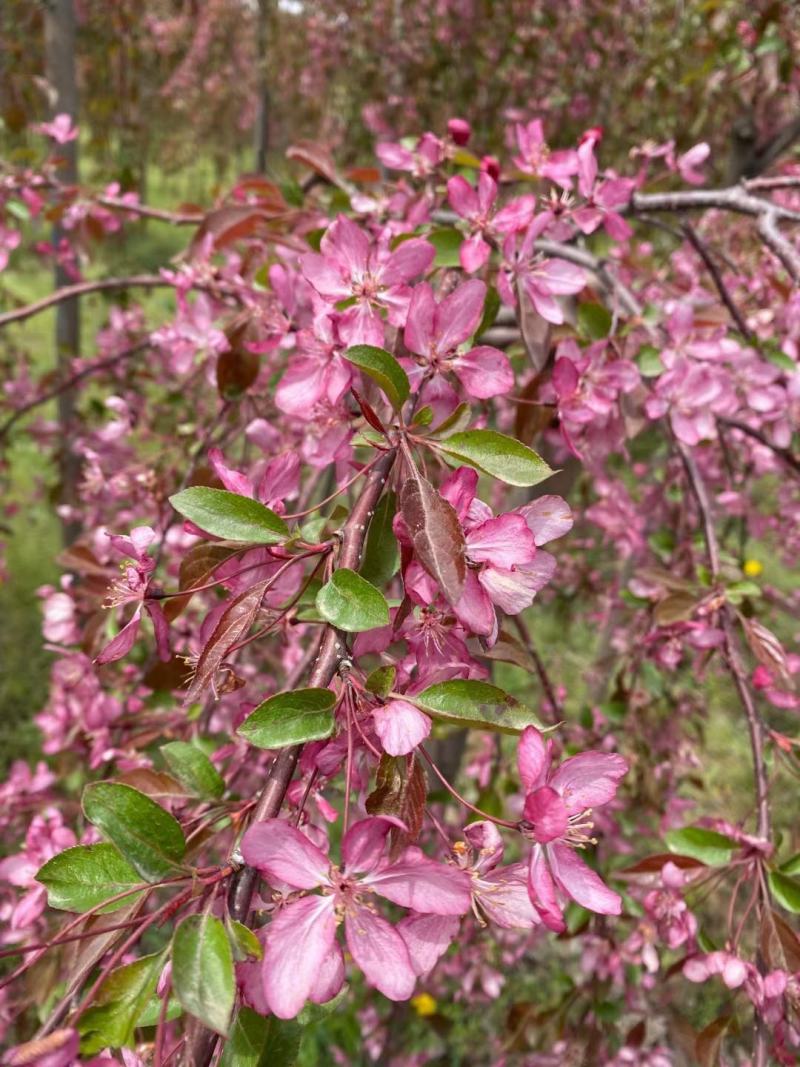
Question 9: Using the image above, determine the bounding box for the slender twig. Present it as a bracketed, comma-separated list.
[0, 341, 149, 442]
[512, 614, 563, 723]
[681, 223, 754, 340]
[717, 417, 800, 477]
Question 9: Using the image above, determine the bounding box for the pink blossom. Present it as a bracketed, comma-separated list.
[447, 173, 535, 272]
[34, 113, 78, 144]
[301, 216, 433, 346]
[403, 280, 514, 398]
[498, 221, 586, 324]
[512, 119, 579, 188]
[676, 143, 710, 186]
[241, 817, 471, 1017]
[95, 526, 169, 665]
[517, 726, 628, 931]
[574, 138, 634, 241]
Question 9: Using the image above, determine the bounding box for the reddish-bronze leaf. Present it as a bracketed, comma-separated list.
[216, 318, 262, 399]
[163, 542, 238, 622]
[184, 578, 270, 704]
[761, 908, 800, 973]
[618, 853, 706, 879]
[366, 753, 426, 856]
[351, 387, 386, 433]
[695, 1015, 731, 1067]
[399, 469, 466, 606]
[287, 140, 342, 187]
[742, 617, 793, 685]
[117, 769, 188, 800]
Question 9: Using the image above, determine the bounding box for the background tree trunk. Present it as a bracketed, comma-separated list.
[44, 0, 81, 543]
[254, 0, 270, 172]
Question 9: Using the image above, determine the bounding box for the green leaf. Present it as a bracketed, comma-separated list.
[172, 913, 235, 1036]
[316, 568, 390, 632]
[219, 1007, 270, 1067]
[78, 950, 166, 1051]
[435, 430, 554, 487]
[412, 679, 543, 734]
[427, 227, 463, 267]
[780, 852, 800, 876]
[365, 665, 396, 698]
[636, 344, 664, 376]
[343, 345, 410, 411]
[257, 1016, 303, 1067]
[227, 919, 263, 961]
[239, 688, 336, 750]
[577, 302, 612, 339]
[169, 487, 289, 544]
[82, 783, 186, 883]
[359, 492, 399, 587]
[160, 741, 225, 800]
[36, 843, 143, 914]
[476, 286, 501, 338]
[769, 871, 800, 913]
[664, 827, 736, 866]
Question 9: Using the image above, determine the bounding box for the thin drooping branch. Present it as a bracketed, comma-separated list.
[681, 223, 754, 341]
[757, 210, 800, 280]
[0, 274, 167, 328]
[677, 440, 770, 841]
[512, 614, 563, 723]
[717, 417, 800, 477]
[0, 341, 149, 442]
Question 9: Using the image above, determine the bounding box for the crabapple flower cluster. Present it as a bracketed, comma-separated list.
[0, 107, 799, 1067]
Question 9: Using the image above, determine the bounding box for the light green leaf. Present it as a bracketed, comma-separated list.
[343, 345, 410, 411]
[664, 827, 736, 866]
[77, 951, 166, 1051]
[169, 487, 289, 544]
[82, 783, 186, 883]
[36, 843, 143, 914]
[172, 913, 235, 1036]
[577, 302, 612, 339]
[427, 228, 463, 267]
[435, 430, 554, 487]
[227, 919, 263, 961]
[365, 665, 396, 698]
[412, 679, 543, 734]
[316, 568, 390, 632]
[780, 852, 800, 876]
[160, 741, 224, 800]
[239, 688, 336, 750]
[769, 871, 800, 913]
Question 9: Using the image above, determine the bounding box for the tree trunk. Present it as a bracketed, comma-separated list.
[254, 0, 270, 172]
[44, 0, 81, 544]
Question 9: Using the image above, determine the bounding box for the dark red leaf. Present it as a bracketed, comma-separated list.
[366, 753, 426, 856]
[184, 578, 270, 704]
[351, 387, 386, 433]
[399, 468, 466, 606]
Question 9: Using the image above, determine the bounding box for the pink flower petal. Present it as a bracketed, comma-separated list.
[404, 282, 436, 356]
[548, 842, 621, 916]
[467, 514, 536, 568]
[447, 175, 479, 219]
[435, 279, 486, 352]
[367, 847, 472, 915]
[453, 568, 496, 636]
[94, 608, 142, 665]
[299, 253, 350, 301]
[345, 905, 417, 1001]
[381, 238, 435, 287]
[322, 215, 370, 278]
[550, 751, 628, 814]
[453, 345, 514, 398]
[517, 496, 573, 545]
[517, 726, 549, 792]
[523, 786, 569, 843]
[263, 895, 338, 1018]
[477, 863, 541, 928]
[527, 845, 565, 932]
[342, 817, 395, 874]
[397, 913, 459, 976]
[373, 700, 432, 756]
[309, 943, 346, 1004]
[241, 818, 329, 890]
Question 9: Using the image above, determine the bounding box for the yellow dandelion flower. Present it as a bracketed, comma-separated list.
[743, 559, 763, 577]
[411, 993, 438, 1017]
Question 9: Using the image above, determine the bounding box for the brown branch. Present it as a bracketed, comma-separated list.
[681, 223, 754, 340]
[95, 196, 203, 226]
[190, 449, 397, 1067]
[0, 341, 149, 442]
[757, 211, 800, 281]
[632, 185, 800, 223]
[677, 440, 770, 841]
[0, 275, 167, 328]
[718, 417, 800, 477]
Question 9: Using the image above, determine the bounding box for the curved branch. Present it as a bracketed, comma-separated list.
[0, 275, 167, 328]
